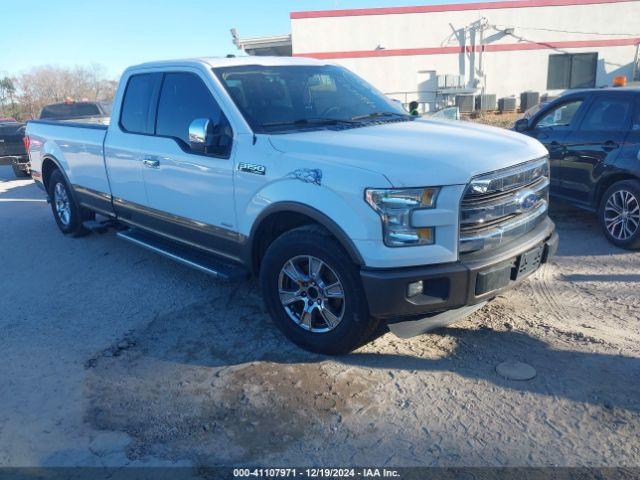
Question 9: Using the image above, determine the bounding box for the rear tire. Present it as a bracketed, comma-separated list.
[48, 169, 93, 237]
[598, 180, 640, 250]
[12, 164, 30, 178]
[259, 226, 378, 355]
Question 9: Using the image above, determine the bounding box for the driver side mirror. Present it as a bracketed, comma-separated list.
[189, 118, 215, 154]
[514, 118, 529, 132]
[188, 118, 231, 156]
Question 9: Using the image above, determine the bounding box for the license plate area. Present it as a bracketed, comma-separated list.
[513, 244, 544, 280]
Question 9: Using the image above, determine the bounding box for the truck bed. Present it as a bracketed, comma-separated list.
[26, 120, 113, 215]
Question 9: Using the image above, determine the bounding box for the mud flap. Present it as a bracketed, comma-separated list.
[387, 302, 488, 339]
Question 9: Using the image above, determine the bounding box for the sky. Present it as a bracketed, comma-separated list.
[0, 0, 502, 79]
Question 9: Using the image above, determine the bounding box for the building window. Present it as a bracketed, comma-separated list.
[547, 53, 598, 90]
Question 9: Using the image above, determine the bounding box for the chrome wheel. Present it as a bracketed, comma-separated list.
[604, 189, 640, 241]
[277, 255, 345, 333]
[53, 182, 71, 226]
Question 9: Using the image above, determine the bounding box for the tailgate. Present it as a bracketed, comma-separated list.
[0, 124, 26, 157]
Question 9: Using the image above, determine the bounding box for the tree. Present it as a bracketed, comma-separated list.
[1, 65, 118, 120]
[0, 77, 18, 119]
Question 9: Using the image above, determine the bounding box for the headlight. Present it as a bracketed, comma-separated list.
[365, 187, 439, 247]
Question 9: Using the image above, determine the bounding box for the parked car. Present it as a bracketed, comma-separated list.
[0, 120, 30, 177]
[39, 101, 111, 125]
[25, 57, 557, 354]
[515, 88, 640, 249]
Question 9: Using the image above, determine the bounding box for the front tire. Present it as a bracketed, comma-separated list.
[599, 180, 640, 250]
[259, 226, 377, 355]
[48, 169, 93, 237]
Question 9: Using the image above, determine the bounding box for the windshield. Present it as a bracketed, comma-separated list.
[213, 64, 409, 133]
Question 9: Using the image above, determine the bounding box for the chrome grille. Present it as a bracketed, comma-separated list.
[460, 157, 550, 254]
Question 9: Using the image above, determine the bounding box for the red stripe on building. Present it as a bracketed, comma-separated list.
[291, 0, 636, 19]
[293, 37, 640, 59]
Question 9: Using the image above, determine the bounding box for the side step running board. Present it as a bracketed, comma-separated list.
[117, 229, 249, 281]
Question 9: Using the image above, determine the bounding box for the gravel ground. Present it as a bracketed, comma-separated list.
[464, 111, 522, 128]
[1, 164, 639, 469]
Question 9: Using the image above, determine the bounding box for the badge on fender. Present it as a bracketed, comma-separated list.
[238, 163, 266, 175]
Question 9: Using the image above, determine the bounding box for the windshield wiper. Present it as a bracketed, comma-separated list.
[261, 117, 357, 128]
[350, 111, 410, 121]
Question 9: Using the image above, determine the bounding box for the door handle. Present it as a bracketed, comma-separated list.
[602, 140, 619, 152]
[142, 156, 160, 168]
[548, 141, 564, 151]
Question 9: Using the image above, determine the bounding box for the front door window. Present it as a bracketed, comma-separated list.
[535, 100, 583, 130]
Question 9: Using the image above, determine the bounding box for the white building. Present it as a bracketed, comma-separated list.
[233, 0, 640, 111]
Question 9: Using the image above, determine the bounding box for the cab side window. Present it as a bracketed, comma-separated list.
[120, 73, 161, 134]
[579, 97, 632, 132]
[535, 100, 583, 129]
[156, 72, 230, 155]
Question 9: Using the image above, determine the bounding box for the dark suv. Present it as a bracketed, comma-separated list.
[515, 88, 640, 249]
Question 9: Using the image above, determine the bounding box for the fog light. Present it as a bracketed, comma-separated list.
[407, 280, 423, 298]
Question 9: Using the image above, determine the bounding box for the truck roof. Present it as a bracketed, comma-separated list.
[562, 86, 640, 95]
[128, 56, 330, 71]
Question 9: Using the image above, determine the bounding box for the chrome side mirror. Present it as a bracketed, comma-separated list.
[189, 118, 213, 153]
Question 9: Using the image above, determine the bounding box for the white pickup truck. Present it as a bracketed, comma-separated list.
[26, 56, 557, 354]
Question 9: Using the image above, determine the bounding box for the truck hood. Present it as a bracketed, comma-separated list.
[268, 118, 548, 187]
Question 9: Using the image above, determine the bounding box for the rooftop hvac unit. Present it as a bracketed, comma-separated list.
[520, 91, 540, 111]
[498, 97, 517, 113]
[456, 94, 475, 113]
[475, 94, 497, 111]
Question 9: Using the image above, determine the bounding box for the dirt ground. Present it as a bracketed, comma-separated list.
[464, 111, 522, 129]
[1, 164, 639, 469]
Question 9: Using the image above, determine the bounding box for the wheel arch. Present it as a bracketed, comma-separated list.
[596, 172, 640, 207]
[247, 202, 365, 275]
[42, 155, 65, 190]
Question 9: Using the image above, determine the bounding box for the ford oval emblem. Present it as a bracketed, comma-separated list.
[517, 190, 538, 211]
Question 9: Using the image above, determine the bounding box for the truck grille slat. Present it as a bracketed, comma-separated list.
[460, 157, 550, 254]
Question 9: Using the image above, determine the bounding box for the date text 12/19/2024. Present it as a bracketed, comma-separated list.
[233, 468, 401, 478]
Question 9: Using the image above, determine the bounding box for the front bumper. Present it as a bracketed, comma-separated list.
[361, 217, 558, 320]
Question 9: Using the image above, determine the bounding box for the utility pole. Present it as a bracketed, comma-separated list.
[478, 17, 489, 95]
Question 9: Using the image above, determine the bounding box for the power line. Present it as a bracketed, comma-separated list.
[492, 24, 640, 37]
